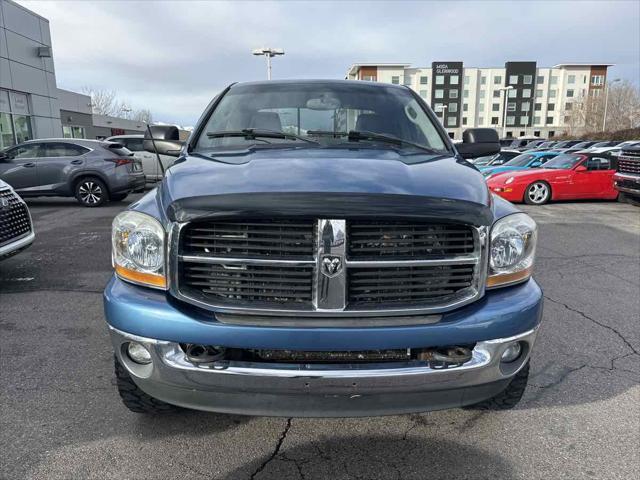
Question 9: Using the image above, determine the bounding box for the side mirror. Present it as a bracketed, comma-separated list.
[456, 128, 500, 159]
[143, 125, 184, 157]
[530, 161, 542, 168]
[575, 165, 587, 172]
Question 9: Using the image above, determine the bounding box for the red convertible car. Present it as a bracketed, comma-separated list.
[486, 151, 618, 205]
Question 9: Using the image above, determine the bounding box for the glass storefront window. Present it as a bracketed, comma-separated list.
[9, 92, 30, 115]
[0, 90, 10, 114]
[0, 88, 34, 147]
[72, 126, 86, 138]
[13, 115, 33, 144]
[63, 125, 87, 139]
[1, 112, 15, 150]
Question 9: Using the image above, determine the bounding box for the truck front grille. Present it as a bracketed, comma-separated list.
[348, 221, 475, 259]
[348, 264, 475, 306]
[0, 189, 32, 247]
[181, 219, 315, 258]
[174, 219, 483, 316]
[181, 263, 314, 306]
[618, 151, 640, 175]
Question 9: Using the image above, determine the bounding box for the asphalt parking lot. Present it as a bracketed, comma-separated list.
[1, 194, 638, 480]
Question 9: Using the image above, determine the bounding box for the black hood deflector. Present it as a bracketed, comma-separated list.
[167, 192, 493, 227]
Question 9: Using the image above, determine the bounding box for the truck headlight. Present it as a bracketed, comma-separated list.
[487, 213, 537, 288]
[112, 211, 166, 289]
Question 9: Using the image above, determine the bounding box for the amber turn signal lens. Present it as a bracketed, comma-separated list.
[115, 265, 167, 289]
[486, 267, 532, 288]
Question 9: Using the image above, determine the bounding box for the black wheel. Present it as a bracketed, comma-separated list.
[463, 361, 530, 410]
[75, 177, 109, 207]
[110, 193, 129, 202]
[114, 357, 178, 414]
[524, 181, 551, 205]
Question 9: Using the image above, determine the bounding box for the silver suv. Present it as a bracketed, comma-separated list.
[0, 139, 145, 207]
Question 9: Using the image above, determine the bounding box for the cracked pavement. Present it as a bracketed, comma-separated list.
[1, 197, 638, 479]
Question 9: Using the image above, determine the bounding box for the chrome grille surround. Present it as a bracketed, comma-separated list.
[0, 188, 33, 247]
[169, 220, 488, 318]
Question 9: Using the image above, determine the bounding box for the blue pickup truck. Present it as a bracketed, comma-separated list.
[104, 80, 542, 417]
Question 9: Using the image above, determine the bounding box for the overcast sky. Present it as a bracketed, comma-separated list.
[19, 0, 640, 126]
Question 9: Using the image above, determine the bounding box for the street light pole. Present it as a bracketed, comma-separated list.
[439, 104, 448, 131]
[498, 86, 514, 139]
[602, 78, 621, 132]
[252, 47, 285, 80]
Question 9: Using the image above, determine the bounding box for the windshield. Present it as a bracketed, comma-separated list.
[503, 153, 536, 167]
[473, 154, 497, 166]
[194, 82, 448, 155]
[543, 153, 585, 169]
[488, 153, 512, 165]
[572, 142, 591, 149]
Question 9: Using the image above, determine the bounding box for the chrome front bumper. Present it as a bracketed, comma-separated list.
[109, 326, 537, 417]
[0, 231, 35, 259]
[614, 172, 640, 195]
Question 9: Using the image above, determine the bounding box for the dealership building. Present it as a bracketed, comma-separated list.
[1, 0, 146, 150]
[346, 61, 612, 140]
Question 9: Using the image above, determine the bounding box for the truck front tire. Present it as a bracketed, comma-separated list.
[463, 361, 530, 410]
[114, 358, 178, 414]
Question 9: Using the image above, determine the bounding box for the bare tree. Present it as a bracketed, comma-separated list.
[132, 109, 153, 123]
[564, 93, 602, 135]
[605, 81, 640, 131]
[564, 81, 640, 135]
[81, 87, 119, 116]
[81, 86, 153, 124]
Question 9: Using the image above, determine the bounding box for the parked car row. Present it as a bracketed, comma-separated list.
[473, 138, 640, 205]
[0, 134, 179, 208]
[499, 137, 640, 154]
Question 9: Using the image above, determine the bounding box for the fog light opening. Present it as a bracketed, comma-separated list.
[127, 342, 152, 365]
[183, 343, 226, 364]
[501, 342, 522, 363]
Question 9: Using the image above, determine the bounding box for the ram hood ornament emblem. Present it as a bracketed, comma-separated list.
[321, 255, 343, 277]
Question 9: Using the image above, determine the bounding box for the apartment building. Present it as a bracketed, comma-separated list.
[346, 61, 612, 140]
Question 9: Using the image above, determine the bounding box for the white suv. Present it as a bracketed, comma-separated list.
[106, 135, 176, 184]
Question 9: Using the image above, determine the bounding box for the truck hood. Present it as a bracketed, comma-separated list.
[160, 148, 494, 226]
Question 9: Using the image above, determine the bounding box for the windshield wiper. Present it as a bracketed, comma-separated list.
[307, 130, 436, 153]
[206, 128, 319, 144]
